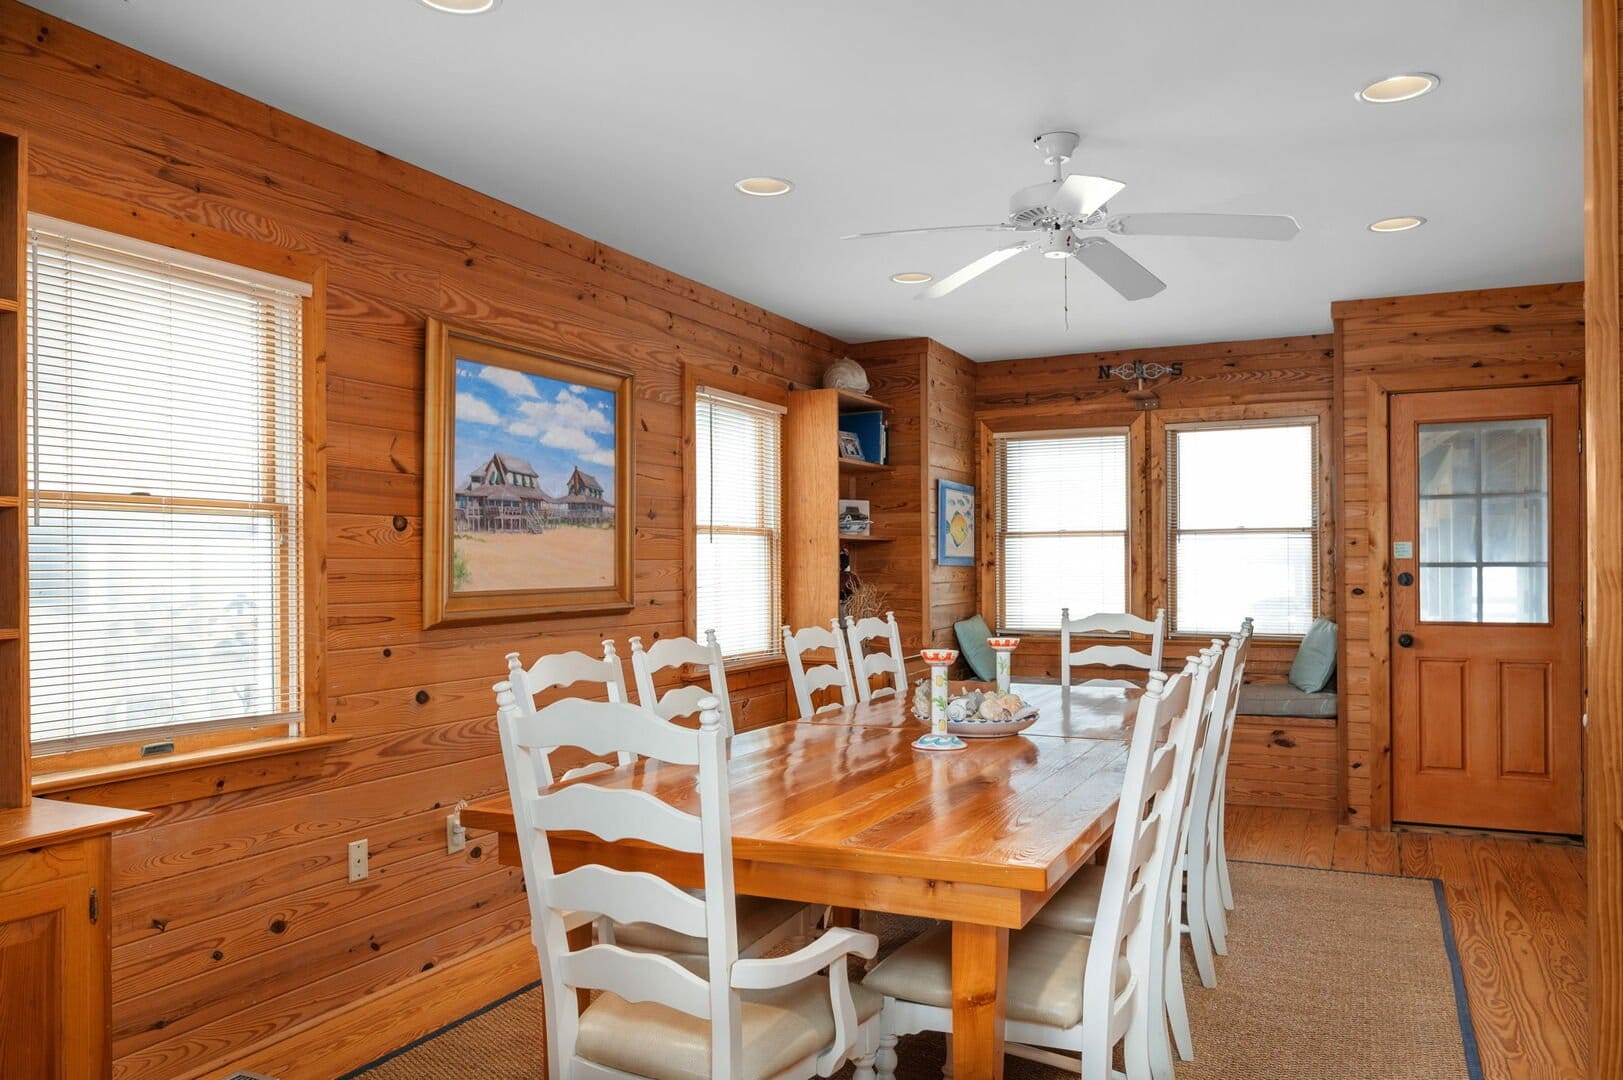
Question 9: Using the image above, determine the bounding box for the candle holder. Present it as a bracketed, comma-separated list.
[914, 648, 967, 752]
[987, 637, 1020, 695]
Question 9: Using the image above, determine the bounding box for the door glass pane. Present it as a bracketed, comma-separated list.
[1416, 417, 1548, 624]
[1419, 497, 1479, 562]
[1480, 420, 1547, 493]
[1480, 496, 1547, 562]
[1418, 427, 1479, 495]
[1420, 566, 1478, 622]
[1483, 566, 1548, 624]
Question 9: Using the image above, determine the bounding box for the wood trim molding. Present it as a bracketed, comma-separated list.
[32, 734, 348, 810]
[1330, 280, 1587, 321]
[1584, 0, 1623, 1071]
[1344, 365, 1584, 830]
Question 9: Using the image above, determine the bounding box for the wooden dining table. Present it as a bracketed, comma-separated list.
[462, 681, 1141, 1079]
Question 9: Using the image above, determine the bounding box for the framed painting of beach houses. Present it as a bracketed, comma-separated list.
[423, 319, 634, 627]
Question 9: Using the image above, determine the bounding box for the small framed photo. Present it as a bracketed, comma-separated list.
[837, 431, 866, 461]
[838, 499, 871, 537]
[937, 480, 975, 566]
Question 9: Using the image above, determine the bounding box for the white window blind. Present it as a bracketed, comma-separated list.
[1167, 420, 1319, 636]
[996, 431, 1129, 632]
[26, 217, 309, 752]
[694, 387, 783, 660]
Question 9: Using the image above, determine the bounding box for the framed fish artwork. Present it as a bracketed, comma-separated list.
[937, 480, 975, 567]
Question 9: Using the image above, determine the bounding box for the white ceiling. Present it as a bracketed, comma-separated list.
[31, 0, 1584, 361]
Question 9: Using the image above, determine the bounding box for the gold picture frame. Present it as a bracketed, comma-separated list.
[423, 318, 634, 628]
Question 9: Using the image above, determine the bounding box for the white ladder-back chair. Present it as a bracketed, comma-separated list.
[629, 631, 734, 735]
[843, 612, 908, 704]
[1190, 619, 1253, 970]
[784, 621, 856, 720]
[630, 631, 823, 958]
[1148, 642, 1224, 1079]
[864, 658, 1207, 1080]
[1059, 609, 1167, 691]
[504, 643, 633, 782]
[495, 691, 883, 1080]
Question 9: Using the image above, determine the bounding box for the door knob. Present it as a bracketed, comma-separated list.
[1397, 633, 1415, 648]
[1396, 571, 1414, 587]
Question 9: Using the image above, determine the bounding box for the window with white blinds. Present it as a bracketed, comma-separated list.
[995, 431, 1130, 632]
[26, 217, 310, 752]
[694, 387, 783, 660]
[1167, 420, 1319, 636]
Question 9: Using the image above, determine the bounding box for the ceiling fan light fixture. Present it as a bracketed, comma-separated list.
[1369, 215, 1426, 232]
[1042, 249, 1071, 260]
[1357, 73, 1440, 103]
[734, 177, 793, 197]
[418, 0, 499, 13]
[890, 272, 933, 285]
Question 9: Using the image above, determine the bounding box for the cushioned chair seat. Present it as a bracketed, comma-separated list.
[1235, 682, 1338, 720]
[1029, 863, 1107, 935]
[614, 896, 810, 956]
[862, 922, 1126, 1030]
[577, 962, 882, 1080]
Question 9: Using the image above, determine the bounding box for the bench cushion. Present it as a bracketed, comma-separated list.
[1287, 617, 1338, 693]
[1236, 682, 1338, 720]
[953, 614, 998, 682]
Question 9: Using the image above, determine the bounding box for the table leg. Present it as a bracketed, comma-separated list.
[951, 921, 1008, 1080]
[828, 906, 859, 928]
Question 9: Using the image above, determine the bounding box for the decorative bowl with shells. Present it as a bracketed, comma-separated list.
[910, 682, 1040, 738]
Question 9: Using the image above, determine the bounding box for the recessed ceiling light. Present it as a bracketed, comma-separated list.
[890, 272, 933, 285]
[1357, 73, 1440, 104]
[734, 177, 794, 197]
[1369, 216, 1426, 232]
[419, 0, 499, 12]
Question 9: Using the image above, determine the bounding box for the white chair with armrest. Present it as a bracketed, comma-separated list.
[496, 689, 882, 1080]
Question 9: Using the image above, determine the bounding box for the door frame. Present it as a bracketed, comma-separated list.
[1358, 370, 1585, 831]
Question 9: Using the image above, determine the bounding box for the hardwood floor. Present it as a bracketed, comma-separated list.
[1226, 805, 1589, 1080]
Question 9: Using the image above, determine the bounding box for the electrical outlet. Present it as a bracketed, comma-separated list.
[446, 812, 467, 855]
[348, 838, 368, 882]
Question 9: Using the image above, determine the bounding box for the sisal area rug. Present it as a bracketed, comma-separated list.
[342, 862, 1479, 1080]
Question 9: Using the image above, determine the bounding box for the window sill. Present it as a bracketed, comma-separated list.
[32, 734, 350, 811]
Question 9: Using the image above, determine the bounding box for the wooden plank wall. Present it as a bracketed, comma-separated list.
[973, 334, 1336, 684]
[1332, 282, 1586, 828]
[1584, 0, 1623, 1068]
[0, 6, 849, 1076]
[925, 341, 978, 647]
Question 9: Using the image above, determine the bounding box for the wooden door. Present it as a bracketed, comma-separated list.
[1390, 385, 1583, 834]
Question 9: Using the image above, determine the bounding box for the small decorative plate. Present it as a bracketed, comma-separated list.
[945, 706, 1040, 739]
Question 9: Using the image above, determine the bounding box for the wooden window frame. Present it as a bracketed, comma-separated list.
[1149, 402, 1333, 642]
[24, 184, 337, 802]
[977, 410, 1152, 640]
[681, 365, 790, 673]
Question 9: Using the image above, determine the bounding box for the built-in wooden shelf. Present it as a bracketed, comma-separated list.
[0, 495, 19, 508]
[836, 388, 891, 413]
[839, 457, 890, 475]
[0, 297, 17, 313]
[840, 534, 893, 544]
[0, 629, 19, 641]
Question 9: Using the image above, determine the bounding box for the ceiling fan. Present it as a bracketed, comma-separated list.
[843, 130, 1300, 302]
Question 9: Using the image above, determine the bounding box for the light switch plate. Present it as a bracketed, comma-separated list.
[446, 812, 467, 855]
[348, 838, 368, 882]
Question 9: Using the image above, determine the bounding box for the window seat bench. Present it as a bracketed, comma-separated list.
[1227, 683, 1340, 813]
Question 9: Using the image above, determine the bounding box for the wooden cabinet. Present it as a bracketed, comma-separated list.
[0, 800, 148, 1079]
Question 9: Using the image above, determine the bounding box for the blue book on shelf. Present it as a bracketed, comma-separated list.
[839, 411, 886, 464]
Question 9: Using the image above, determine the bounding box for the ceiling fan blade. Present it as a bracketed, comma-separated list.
[840, 223, 1016, 240]
[1107, 212, 1301, 241]
[918, 243, 1033, 300]
[1072, 238, 1166, 301]
[1052, 174, 1127, 218]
